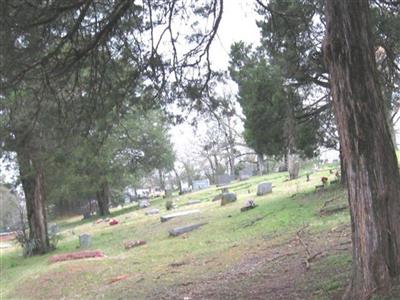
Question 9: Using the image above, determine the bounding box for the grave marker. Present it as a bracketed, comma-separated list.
[79, 233, 92, 248]
[221, 192, 237, 206]
[256, 182, 272, 196]
[160, 209, 200, 222]
[169, 223, 208, 236]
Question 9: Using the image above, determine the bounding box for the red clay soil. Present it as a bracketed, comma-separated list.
[49, 250, 104, 263]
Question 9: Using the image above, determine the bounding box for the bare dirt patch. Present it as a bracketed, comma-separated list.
[148, 226, 352, 300]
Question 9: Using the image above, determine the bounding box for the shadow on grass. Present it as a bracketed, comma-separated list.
[57, 204, 140, 230]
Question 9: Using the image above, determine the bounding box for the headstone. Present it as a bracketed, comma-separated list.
[240, 200, 257, 212]
[256, 182, 272, 196]
[79, 234, 92, 248]
[192, 179, 210, 191]
[139, 199, 150, 209]
[239, 168, 253, 181]
[216, 174, 235, 187]
[49, 223, 60, 235]
[145, 208, 160, 215]
[168, 223, 208, 236]
[160, 209, 200, 222]
[239, 174, 251, 181]
[187, 200, 201, 205]
[221, 192, 237, 206]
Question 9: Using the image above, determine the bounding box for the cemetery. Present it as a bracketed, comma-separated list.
[1, 165, 367, 299]
[1, 1, 400, 299]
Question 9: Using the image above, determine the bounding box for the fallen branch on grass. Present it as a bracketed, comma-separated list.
[319, 204, 349, 216]
[296, 227, 324, 270]
[321, 196, 342, 208]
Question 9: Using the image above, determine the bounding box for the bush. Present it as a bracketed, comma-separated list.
[165, 200, 174, 210]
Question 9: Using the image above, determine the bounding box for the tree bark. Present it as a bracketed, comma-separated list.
[17, 151, 50, 255]
[256, 152, 264, 176]
[339, 143, 347, 186]
[173, 168, 182, 194]
[288, 152, 300, 180]
[158, 169, 165, 191]
[96, 180, 110, 216]
[324, 1, 400, 298]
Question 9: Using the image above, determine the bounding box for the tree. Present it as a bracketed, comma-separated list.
[1, 1, 222, 254]
[229, 42, 322, 179]
[44, 108, 175, 216]
[323, 0, 400, 298]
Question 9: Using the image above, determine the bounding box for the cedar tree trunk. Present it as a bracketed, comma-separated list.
[17, 151, 50, 255]
[324, 0, 400, 298]
[96, 180, 110, 216]
[257, 152, 264, 176]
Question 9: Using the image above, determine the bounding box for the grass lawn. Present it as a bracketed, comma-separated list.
[1, 163, 399, 299]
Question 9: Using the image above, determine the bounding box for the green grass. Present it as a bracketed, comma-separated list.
[1, 168, 351, 299]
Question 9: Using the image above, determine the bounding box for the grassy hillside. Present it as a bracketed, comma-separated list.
[1, 165, 399, 299]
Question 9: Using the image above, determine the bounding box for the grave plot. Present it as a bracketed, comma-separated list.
[168, 223, 208, 237]
[160, 209, 200, 222]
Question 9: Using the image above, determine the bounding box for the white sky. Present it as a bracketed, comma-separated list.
[170, 0, 260, 159]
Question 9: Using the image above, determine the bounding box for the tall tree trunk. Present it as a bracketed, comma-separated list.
[339, 143, 347, 186]
[96, 180, 110, 216]
[288, 152, 300, 180]
[206, 156, 216, 184]
[324, 1, 400, 298]
[158, 169, 165, 191]
[17, 151, 50, 255]
[173, 168, 182, 194]
[388, 113, 397, 150]
[257, 152, 264, 176]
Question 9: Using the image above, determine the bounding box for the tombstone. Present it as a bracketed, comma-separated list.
[168, 222, 208, 237]
[221, 192, 237, 206]
[239, 168, 253, 181]
[139, 199, 150, 209]
[216, 174, 235, 187]
[256, 182, 272, 196]
[160, 209, 200, 222]
[239, 174, 251, 181]
[49, 223, 60, 235]
[79, 234, 92, 248]
[187, 199, 201, 205]
[240, 200, 257, 212]
[145, 208, 160, 215]
[192, 179, 210, 191]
